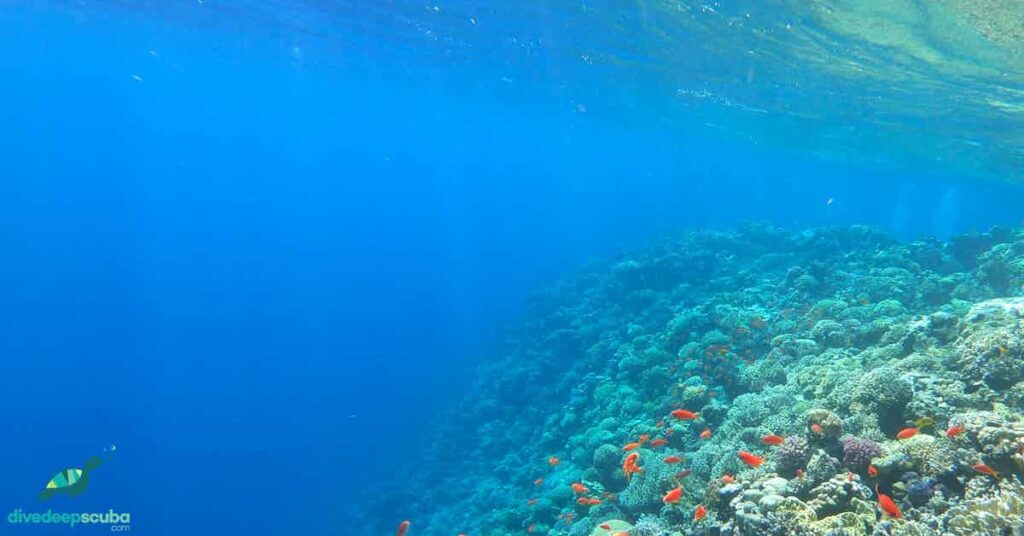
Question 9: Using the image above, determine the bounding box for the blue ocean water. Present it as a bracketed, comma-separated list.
[1, 2, 1023, 535]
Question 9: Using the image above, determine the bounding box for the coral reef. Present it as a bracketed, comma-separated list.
[361, 225, 1024, 536]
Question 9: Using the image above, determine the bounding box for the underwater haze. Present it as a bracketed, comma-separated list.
[1, 2, 1024, 535]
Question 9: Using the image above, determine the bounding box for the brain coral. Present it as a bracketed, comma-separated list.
[593, 444, 623, 486]
[851, 366, 912, 429]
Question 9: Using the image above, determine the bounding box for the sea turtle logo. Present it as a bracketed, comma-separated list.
[38, 455, 102, 501]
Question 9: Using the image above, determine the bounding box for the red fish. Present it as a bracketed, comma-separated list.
[868, 465, 878, 477]
[946, 425, 965, 438]
[738, 451, 764, 468]
[663, 455, 683, 464]
[396, 521, 411, 536]
[638, 434, 650, 444]
[847, 471, 854, 482]
[571, 482, 588, 494]
[534, 478, 543, 486]
[527, 524, 536, 533]
[576, 497, 590, 505]
[662, 486, 683, 504]
[700, 428, 712, 439]
[549, 456, 561, 466]
[650, 438, 668, 447]
[762, 434, 784, 446]
[671, 409, 699, 420]
[973, 463, 1000, 478]
[896, 427, 919, 440]
[722, 474, 735, 484]
[694, 504, 707, 521]
[810, 423, 823, 435]
[587, 498, 602, 505]
[876, 486, 901, 519]
[623, 442, 641, 452]
[623, 452, 642, 480]
[599, 524, 611, 530]
[527, 498, 537, 506]
[675, 469, 692, 479]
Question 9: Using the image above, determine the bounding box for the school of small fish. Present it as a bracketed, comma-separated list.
[396, 383, 988, 533]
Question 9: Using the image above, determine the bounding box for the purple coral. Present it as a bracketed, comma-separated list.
[774, 436, 811, 476]
[842, 436, 883, 472]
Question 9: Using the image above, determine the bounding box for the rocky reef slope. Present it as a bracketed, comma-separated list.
[368, 224, 1024, 536]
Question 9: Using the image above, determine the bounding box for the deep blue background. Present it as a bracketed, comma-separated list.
[1, 4, 1022, 535]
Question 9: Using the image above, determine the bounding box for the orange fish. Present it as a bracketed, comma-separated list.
[650, 438, 668, 447]
[656, 420, 666, 428]
[662, 486, 683, 504]
[694, 504, 707, 521]
[571, 482, 588, 494]
[737, 451, 764, 467]
[868, 465, 878, 477]
[623, 452, 642, 480]
[587, 498, 602, 505]
[549, 456, 560, 466]
[534, 478, 543, 486]
[577, 497, 590, 505]
[638, 434, 650, 444]
[599, 524, 611, 530]
[848, 471, 854, 482]
[796, 468, 804, 480]
[721, 474, 736, 484]
[623, 442, 641, 452]
[396, 521, 411, 536]
[671, 409, 699, 420]
[663, 455, 683, 464]
[946, 425, 965, 438]
[973, 463, 1000, 478]
[896, 427, 919, 440]
[700, 428, 712, 440]
[762, 434, 784, 446]
[527, 523, 536, 533]
[810, 423, 823, 435]
[876, 486, 901, 519]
